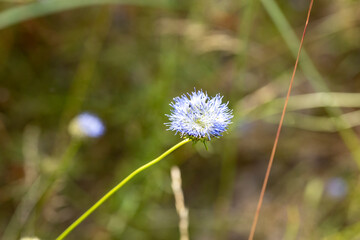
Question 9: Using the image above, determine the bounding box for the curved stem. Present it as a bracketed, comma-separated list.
[56, 138, 191, 240]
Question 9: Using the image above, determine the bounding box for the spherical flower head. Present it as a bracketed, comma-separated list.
[68, 112, 105, 138]
[165, 89, 233, 141]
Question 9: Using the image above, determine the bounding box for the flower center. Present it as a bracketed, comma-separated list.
[194, 117, 209, 130]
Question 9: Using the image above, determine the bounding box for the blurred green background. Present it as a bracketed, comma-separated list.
[1, 0, 360, 239]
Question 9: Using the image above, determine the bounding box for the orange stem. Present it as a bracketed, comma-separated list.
[248, 1, 314, 239]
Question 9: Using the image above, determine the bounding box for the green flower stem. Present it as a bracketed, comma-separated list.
[56, 138, 191, 240]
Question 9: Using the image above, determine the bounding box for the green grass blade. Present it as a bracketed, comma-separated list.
[260, 0, 360, 168]
[0, 0, 173, 30]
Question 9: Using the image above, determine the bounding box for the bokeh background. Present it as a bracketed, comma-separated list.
[1, 0, 360, 239]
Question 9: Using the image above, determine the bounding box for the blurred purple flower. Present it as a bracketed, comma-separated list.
[69, 112, 105, 138]
[326, 177, 347, 199]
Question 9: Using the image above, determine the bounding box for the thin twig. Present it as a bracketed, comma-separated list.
[248, 1, 314, 239]
[171, 166, 190, 240]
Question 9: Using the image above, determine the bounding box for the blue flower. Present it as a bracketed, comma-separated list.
[165, 89, 233, 140]
[326, 177, 348, 199]
[69, 112, 105, 138]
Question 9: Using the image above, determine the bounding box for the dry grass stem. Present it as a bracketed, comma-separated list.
[248, 0, 314, 239]
[171, 166, 190, 240]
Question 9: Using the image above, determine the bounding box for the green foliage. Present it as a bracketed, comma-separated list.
[1, 0, 360, 239]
